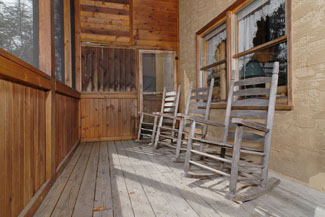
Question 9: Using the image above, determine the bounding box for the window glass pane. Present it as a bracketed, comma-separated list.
[0, 0, 39, 67]
[206, 62, 227, 101]
[238, 42, 287, 97]
[142, 53, 175, 93]
[54, 0, 65, 82]
[201, 23, 227, 66]
[237, 0, 286, 53]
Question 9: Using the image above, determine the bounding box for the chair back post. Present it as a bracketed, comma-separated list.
[184, 83, 193, 116]
[173, 85, 181, 117]
[202, 78, 214, 137]
[220, 70, 236, 157]
[172, 85, 182, 131]
[261, 61, 279, 187]
[160, 87, 167, 113]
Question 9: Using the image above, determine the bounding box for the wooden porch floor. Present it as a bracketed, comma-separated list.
[34, 141, 325, 217]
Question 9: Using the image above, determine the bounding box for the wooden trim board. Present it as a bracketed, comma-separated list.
[81, 136, 136, 142]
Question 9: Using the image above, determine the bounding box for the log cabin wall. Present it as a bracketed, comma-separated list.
[78, 0, 179, 141]
[0, 49, 81, 217]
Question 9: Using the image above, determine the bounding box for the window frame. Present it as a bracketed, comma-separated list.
[196, 0, 293, 110]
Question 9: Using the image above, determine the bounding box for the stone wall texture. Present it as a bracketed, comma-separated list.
[179, 0, 325, 192]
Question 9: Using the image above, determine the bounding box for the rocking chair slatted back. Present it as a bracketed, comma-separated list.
[137, 85, 181, 144]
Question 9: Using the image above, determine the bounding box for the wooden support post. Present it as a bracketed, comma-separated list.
[39, 0, 55, 180]
[75, 0, 81, 91]
[64, 0, 72, 87]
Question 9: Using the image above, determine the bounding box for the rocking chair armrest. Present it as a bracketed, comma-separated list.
[189, 117, 225, 128]
[231, 118, 269, 133]
[138, 112, 159, 117]
[155, 113, 182, 120]
[176, 113, 189, 119]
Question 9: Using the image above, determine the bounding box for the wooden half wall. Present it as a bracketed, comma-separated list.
[80, 93, 137, 141]
[0, 50, 80, 217]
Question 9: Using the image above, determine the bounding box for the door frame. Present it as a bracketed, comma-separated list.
[138, 49, 177, 112]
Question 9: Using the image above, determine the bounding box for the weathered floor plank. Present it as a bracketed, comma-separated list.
[114, 141, 156, 217]
[93, 142, 113, 217]
[34, 144, 85, 217]
[72, 142, 100, 217]
[122, 140, 200, 217]
[50, 143, 93, 217]
[34, 141, 325, 217]
[108, 141, 135, 217]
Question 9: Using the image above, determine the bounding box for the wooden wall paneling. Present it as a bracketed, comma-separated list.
[133, 0, 178, 50]
[80, 0, 131, 44]
[97, 47, 102, 91]
[114, 48, 119, 91]
[91, 47, 96, 91]
[109, 48, 115, 91]
[0, 79, 49, 217]
[103, 48, 108, 90]
[120, 48, 125, 91]
[98, 97, 103, 138]
[131, 49, 136, 91]
[80, 95, 137, 141]
[54, 93, 80, 169]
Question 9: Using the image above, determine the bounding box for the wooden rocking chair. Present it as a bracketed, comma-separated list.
[153, 79, 214, 159]
[137, 86, 181, 144]
[184, 62, 280, 202]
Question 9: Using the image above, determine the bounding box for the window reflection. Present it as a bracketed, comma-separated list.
[0, 0, 39, 67]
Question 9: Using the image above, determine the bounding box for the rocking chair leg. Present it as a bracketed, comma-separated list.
[151, 116, 158, 145]
[228, 126, 243, 197]
[153, 116, 163, 149]
[137, 114, 144, 141]
[184, 120, 196, 174]
[175, 119, 185, 159]
[261, 131, 272, 187]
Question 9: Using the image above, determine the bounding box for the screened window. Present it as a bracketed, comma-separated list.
[0, 0, 39, 67]
[199, 22, 227, 101]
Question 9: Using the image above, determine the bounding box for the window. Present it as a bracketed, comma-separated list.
[140, 51, 176, 94]
[235, 0, 288, 101]
[200, 22, 227, 101]
[0, 0, 39, 67]
[197, 0, 291, 108]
